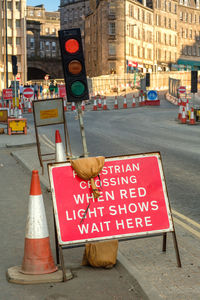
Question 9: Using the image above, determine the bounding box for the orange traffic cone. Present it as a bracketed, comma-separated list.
[123, 95, 127, 109]
[132, 95, 136, 108]
[21, 170, 57, 275]
[181, 107, 186, 124]
[71, 102, 76, 111]
[103, 96, 107, 110]
[28, 100, 32, 113]
[64, 98, 67, 111]
[189, 107, 196, 125]
[114, 96, 118, 109]
[139, 96, 142, 107]
[18, 103, 23, 118]
[178, 104, 182, 120]
[55, 130, 66, 162]
[186, 99, 190, 119]
[98, 96, 102, 108]
[93, 97, 97, 111]
[81, 101, 85, 111]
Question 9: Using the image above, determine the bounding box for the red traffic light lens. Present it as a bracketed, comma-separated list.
[65, 39, 79, 54]
[68, 60, 82, 75]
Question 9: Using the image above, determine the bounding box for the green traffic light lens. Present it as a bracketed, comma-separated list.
[71, 81, 85, 96]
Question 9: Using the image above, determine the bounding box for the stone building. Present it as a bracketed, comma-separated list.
[82, 0, 200, 76]
[59, 0, 91, 41]
[26, 5, 62, 79]
[0, 0, 27, 90]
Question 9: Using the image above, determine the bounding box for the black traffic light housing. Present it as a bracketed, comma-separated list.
[146, 73, 150, 87]
[11, 55, 18, 76]
[59, 28, 89, 103]
[191, 70, 198, 93]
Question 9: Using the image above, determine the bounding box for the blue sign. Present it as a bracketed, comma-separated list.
[147, 90, 158, 101]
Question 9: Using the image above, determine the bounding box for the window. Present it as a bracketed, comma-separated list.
[30, 38, 34, 49]
[16, 37, 21, 45]
[198, 47, 200, 56]
[109, 23, 115, 35]
[7, 37, 12, 45]
[169, 35, 171, 46]
[52, 42, 56, 51]
[29, 11, 34, 16]
[40, 41, 44, 50]
[181, 28, 184, 38]
[109, 43, 116, 55]
[52, 28, 56, 35]
[164, 17, 167, 28]
[190, 29, 192, 39]
[16, 19, 21, 28]
[185, 13, 188, 22]
[169, 2, 171, 12]
[169, 19, 171, 29]
[189, 14, 192, 23]
[174, 20, 177, 30]
[174, 4, 177, 14]
[180, 12, 183, 21]
[16, 1, 20, 10]
[45, 28, 50, 34]
[193, 46, 197, 55]
[7, 1, 12, 9]
[164, 33, 167, 45]
[8, 19, 12, 28]
[185, 29, 188, 38]
[109, 62, 116, 74]
[147, 49, 152, 60]
[109, 2, 116, 15]
[37, 11, 42, 17]
[45, 41, 50, 51]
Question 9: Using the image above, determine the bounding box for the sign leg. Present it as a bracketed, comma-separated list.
[77, 105, 88, 157]
[162, 233, 167, 252]
[172, 231, 182, 268]
[59, 246, 67, 282]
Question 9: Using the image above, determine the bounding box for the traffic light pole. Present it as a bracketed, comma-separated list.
[77, 104, 88, 158]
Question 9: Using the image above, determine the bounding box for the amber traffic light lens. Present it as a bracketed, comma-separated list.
[65, 39, 79, 54]
[68, 60, 82, 75]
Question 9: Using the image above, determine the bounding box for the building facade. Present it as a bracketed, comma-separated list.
[60, 0, 91, 40]
[83, 0, 200, 76]
[0, 0, 27, 90]
[26, 5, 62, 80]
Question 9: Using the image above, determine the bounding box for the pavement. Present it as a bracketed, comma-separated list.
[1, 98, 200, 299]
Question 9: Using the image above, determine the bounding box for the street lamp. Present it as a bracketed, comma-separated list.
[3, 0, 8, 88]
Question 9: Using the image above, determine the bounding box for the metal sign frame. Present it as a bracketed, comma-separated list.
[33, 98, 69, 175]
[48, 152, 181, 281]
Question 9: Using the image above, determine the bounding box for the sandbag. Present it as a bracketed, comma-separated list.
[70, 156, 105, 198]
[82, 240, 118, 268]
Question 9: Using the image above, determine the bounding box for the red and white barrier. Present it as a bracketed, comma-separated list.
[93, 97, 97, 111]
[103, 96, 107, 110]
[71, 102, 76, 111]
[132, 95, 136, 108]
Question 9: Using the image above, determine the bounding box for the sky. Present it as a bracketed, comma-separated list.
[27, 0, 60, 11]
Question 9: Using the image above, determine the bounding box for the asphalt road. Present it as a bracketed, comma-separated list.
[27, 95, 200, 223]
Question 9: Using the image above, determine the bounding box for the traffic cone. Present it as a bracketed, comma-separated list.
[98, 96, 102, 108]
[55, 130, 66, 162]
[28, 100, 32, 113]
[178, 98, 181, 106]
[93, 97, 97, 111]
[142, 94, 145, 106]
[18, 103, 23, 118]
[71, 102, 76, 111]
[189, 107, 196, 125]
[123, 95, 127, 109]
[103, 96, 107, 110]
[64, 98, 67, 111]
[81, 101, 85, 111]
[178, 104, 182, 120]
[114, 96, 118, 109]
[181, 107, 186, 124]
[21, 170, 57, 275]
[139, 96, 142, 107]
[186, 99, 190, 119]
[10, 102, 14, 117]
[132, 95, 136, 108]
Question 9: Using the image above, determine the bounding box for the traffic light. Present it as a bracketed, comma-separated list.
[11, 55, 18, 76]
[58, 28, 89, 103]
[191, 70, 198, 93]
[146, 73, 150, 87]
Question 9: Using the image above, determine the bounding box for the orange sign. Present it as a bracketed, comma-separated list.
[40, 109, 58, 120]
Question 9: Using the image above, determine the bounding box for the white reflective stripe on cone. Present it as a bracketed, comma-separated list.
[56, 143, 66, 162]
[25, 194, 49, 239]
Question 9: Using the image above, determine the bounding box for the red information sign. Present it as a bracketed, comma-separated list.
[178, 86, 186, 93]
[49, 153, 173, 246]
[23, 87, 34, 99]
[3, 89, 13, 100]
[58, 85, 66, 98]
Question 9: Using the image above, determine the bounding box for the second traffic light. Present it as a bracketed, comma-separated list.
[11, 55, 18, 76]
[59, 28, 89, 103]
